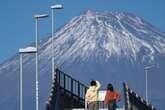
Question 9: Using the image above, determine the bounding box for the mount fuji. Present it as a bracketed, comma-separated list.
[0, 10, 165, 110]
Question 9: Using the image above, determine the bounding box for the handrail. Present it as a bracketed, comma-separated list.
[123, 82, 157, 110]
[55, 68, 88, 100]
[46, 68, 88, 110]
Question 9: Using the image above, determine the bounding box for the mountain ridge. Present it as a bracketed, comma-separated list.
[0, 10, 165, 110]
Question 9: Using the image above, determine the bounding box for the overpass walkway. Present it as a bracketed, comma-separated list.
[45, 68, 158, 110]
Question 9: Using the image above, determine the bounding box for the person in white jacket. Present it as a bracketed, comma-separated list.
[85, 80, 101, 110]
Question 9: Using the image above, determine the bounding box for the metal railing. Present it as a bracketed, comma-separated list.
[46, 68, 88, 110]
[55, 68, 87, 100]
[123, 82, 157, 110]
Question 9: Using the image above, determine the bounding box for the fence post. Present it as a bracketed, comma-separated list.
[78, 81, 80, 98]
[71, 79, 73, 93]
[123, 82, 130, 110]
[64, 74, 66, 89]
[55, 68, 59, 84]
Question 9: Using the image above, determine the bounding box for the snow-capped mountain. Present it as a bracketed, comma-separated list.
[0, 10, 165, 110]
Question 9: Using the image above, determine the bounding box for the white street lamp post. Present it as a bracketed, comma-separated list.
[144, 65, 154, 102]
[20, 53, 23, 110]
[34, 14, 48, 110]
[145, 68, 148, 102]
[19, 47, 37, 110]
[51, 4, 63, 81]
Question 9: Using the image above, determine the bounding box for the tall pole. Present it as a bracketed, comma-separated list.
[51, 9, 55, 81]
[19, 47, 37, 110]
[144, 65, 154, 102]
[20, 54, 23, 110]
[51, 4, 63, 81]
[145, 69, 148, 102]
[35, 18, 39, 110]
[34, 14, 48, 110]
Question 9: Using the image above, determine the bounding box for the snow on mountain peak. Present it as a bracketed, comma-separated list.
[42, 10, 165, 65]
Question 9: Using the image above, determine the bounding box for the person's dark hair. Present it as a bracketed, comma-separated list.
[107, 83, 114, 91]
[90, 80, 96, 86]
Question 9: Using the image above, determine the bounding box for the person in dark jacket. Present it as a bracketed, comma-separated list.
[104, 83, 120, 110]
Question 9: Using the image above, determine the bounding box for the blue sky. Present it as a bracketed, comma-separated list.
[0, 0, 165, 63]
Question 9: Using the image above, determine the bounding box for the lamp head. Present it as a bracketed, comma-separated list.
[19, 47, 37, 53]
[34, 14, 49, 19]
[51, 4, 63, 9]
